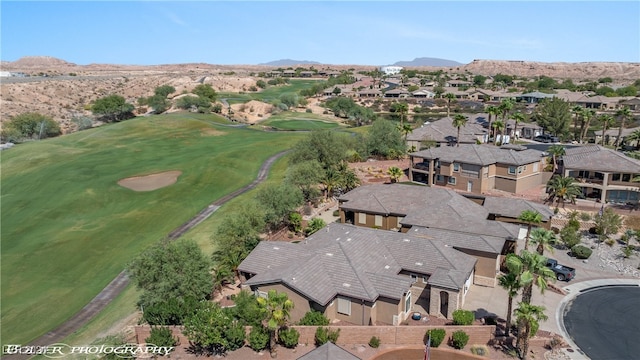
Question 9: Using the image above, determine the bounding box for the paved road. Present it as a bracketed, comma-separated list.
[562, 285, 640, 360]
[4, 150, 290, 360]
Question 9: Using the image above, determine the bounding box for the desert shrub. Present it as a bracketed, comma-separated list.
[579, 212, 592, 221]
[248, 326, 269, 351]
[298, 310, 330, 326]
[225, 322, 246, 351]
[314, 327, 340, 346]
[305, 218, 326, 235]
[332, 210, 340, 217]
[369, 336, 380, 348]
[278, 327, 299, 349]
[560, 226, 581, 249]
[145, 326, 177, 349]
[572, 244, 593, 259]
[71, 115, 94, 131]
[451, 330, 469, 350]
[452, 309, 475, 325]
[605, 239, 615, 246]
[306, 108, 312, 113]
[623, 246, 634, 258]
[470, 344, 489, 356]
[425, 328, 446, 348]
[1, 112, 61, 142]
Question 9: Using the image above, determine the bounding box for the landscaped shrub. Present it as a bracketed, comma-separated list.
[298, 310, 330, 326]
[579, 212, 592, 221]
[572, 244, 593, 259]
[451, 330, 469, 350]
[425, 328, 446, 348]
[145, 326, 177, 349]
[278, 327, 299, 348]
[452, 309, 475, 325]
[248, 326, 269, 351]
[369, 336, 380, 348]
[224, 322, 246, 351]
[314, 327, 340, 346]
[470, 344, 489, 356]
[560, 226, 581, 249]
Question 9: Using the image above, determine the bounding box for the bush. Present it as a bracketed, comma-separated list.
[145, 326, 177, 349]
[298, 310, 330, 326]
[451, 330, 469, 350]
[470, 344, 489, 356]
[225, 322, 246, 351]
[315, 327, 340, 346]
[572, 244, 593, 259]
[425, 328, 446, 348]
[248, 326, 269, 351]
[278, 327, 299, 349]
[1, 112, 61, 143]
[452, 309, 475, 325]
[369, 336, 380, 348]
[306, 108, 312, 113]
[579, 212, 592, 221]
[560, 226, 581, 249]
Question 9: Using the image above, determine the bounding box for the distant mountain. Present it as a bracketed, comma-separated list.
[393, 57, 463, 67]
[9, 56, 75, 67]
[259, 59, 321, 66]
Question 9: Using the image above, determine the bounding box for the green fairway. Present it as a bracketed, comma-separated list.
[263, 119, 340, 131]
[0, 113, 303, 344]
[219, 79, 322, 104]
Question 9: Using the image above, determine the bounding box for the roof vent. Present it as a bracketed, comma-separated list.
[326, 253, 333, 256]
[347, 238, 352, 241]
[342, 283, 351, 288]
[345, 231, 350, 234]
[273, 246, 280, 250]
[336, 238, 340, 241]
[384, 265, 390, 269]
[403, 239, 410, 242]
[415, 262, 423, 266]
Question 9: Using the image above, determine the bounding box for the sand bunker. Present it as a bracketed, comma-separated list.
[118, 171, 182, 191]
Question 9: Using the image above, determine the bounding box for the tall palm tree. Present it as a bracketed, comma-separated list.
[492, 120, 505, 144]
[517, 210, 543, 251]
[395, 101, 409, 125]
[499, 97, 515, 124]
[505, 250, 556, 305]
[626, 129, 640, 150]
[529, 228, 557, 256]
[599, 114, 613, 145]
[486, 105, 501, 139]
[498, 273, 521, 337]
[614, 106, 632, 149]
[580, 108, 596, 143]
[444, 93, 456, 118]
[452, 114, 468, 147]
[397, 123, 413, 143]
[571, 106, 583, 142]
[514, 303, 548, 360]
[546, 144, 565, 173]
[511, 111, 525, 140]
[256, 289, 294, 356]
[545, 175, 581, 210]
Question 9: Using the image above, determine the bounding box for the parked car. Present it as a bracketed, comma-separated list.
[546, 258, 576, 281]
[534, 134, 559, 143]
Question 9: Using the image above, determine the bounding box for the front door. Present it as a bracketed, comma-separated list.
[467, 180, 473, 192]
[440, 291, 449, 318]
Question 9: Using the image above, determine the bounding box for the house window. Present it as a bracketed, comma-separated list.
[453, 163, 460, 172]
[612, 173, 621, 181]
[410, 274, 418, 284]
[436, 175, 444, 182]
[448, 177, 456, 185]
[533, 163, 539, 172]
[508, 166, 516, 175]
[422, 276, 428, 283]
[337, 296, 351, 316]
[404, 291, 412, 313]
[623, 174, 631, 182]
[358, 213, 366, 224]
[374, 215, 383, 227]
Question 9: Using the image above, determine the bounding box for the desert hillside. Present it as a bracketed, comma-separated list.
[1, 56, 638, 133]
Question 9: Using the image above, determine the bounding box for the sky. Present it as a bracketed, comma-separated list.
[1, 1, 639, 66]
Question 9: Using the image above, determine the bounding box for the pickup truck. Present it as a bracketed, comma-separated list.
[546, 258, 576, 281]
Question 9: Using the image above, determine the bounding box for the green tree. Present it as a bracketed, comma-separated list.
[285, 160, 324, 203]
[387, 166, 404, 183]
[506, 250, 556, 305]
[393, 101, 409, 125]
[547, 144, 566, 173]
[256, 183, 304, 231]
[499, 97, 515, 124]
[514, 303, 548, 360]
[147, 94, 170, 114]
[91, 94, 135, 122]
[571, 106, 583, 141]
[183, 302, 233, 355]
[534, 97, 571, 137]
[486, 105, 501, 139]
[1, 112, 61, 142]
[366, 118, 405, 158]
[289, 130, 348, 169]
[598, 114, 614, 145]
[626, 129, 640, 150]
[545, 176, 581, 210]
[492, 120, 505, 144]
[397, 123, 414, 143]
[176, 95, 211, 113]
[511, 111, 525, 140]
[473, 74, 487, 86]
[444, 93, 456, 118]
[128, 239, 212, 308]
[452, 114, 468, 147]
[517, 210, 543, 251]
[256, 290, 294, 356]
[498, 273, 521, 337]
[580, 109, 596, 143]
[529, 228, 557, 256]
[595, 207, 622, 242]
[193, 84, 217, 101]
[305, 218, 326, 235]
[256, 80, 267, 89]
[154, 85, 176, 98]
[614, 107, 632, 149]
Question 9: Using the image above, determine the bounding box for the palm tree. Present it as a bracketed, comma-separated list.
[545, 175, 581, 210]
[498, 273, 521, 337]
[599, 114, 613, 145]
[614, 106, 632, 149]
[492, 120, 505, 144]
[256, 289, 294, 356]
[580, 108, 596, 143]
[212, 264, 233, 297]
[444, 93, 456, 118]
[546, 144, 565, 173]
[517, 210, 543, 251]
[395, 101, 409, 125]
[514, 303, 548, 360]
[387, 166, 404, 183]
[452, 114, 468, 147]
[499, 97, 515, 124]
[397, 123, 413, 143]
[322, 168, 340, 200]
[511, 111, 525, 140]
[529, 228, 557, 256]
[626, 129, 640, 150]
[486, 105, 501, 140]
[571, 106, 583, 142]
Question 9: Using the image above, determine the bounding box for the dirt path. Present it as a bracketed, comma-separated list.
[5, 151, 290, 360]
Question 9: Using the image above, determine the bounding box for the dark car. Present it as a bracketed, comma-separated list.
[534, 134, 559, 143]
[546, 258, 576, 281]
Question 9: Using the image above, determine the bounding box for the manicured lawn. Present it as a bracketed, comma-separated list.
[263, 119, 340, 131]
[218, 79, 322, 104]
[0, 114, 303, 344]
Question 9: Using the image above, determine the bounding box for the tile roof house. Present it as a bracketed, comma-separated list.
[238, 222, 476, 323]
[560, 145, 640, 204]
[406, 115, 489, 149]
[408, 144, 548, 195]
